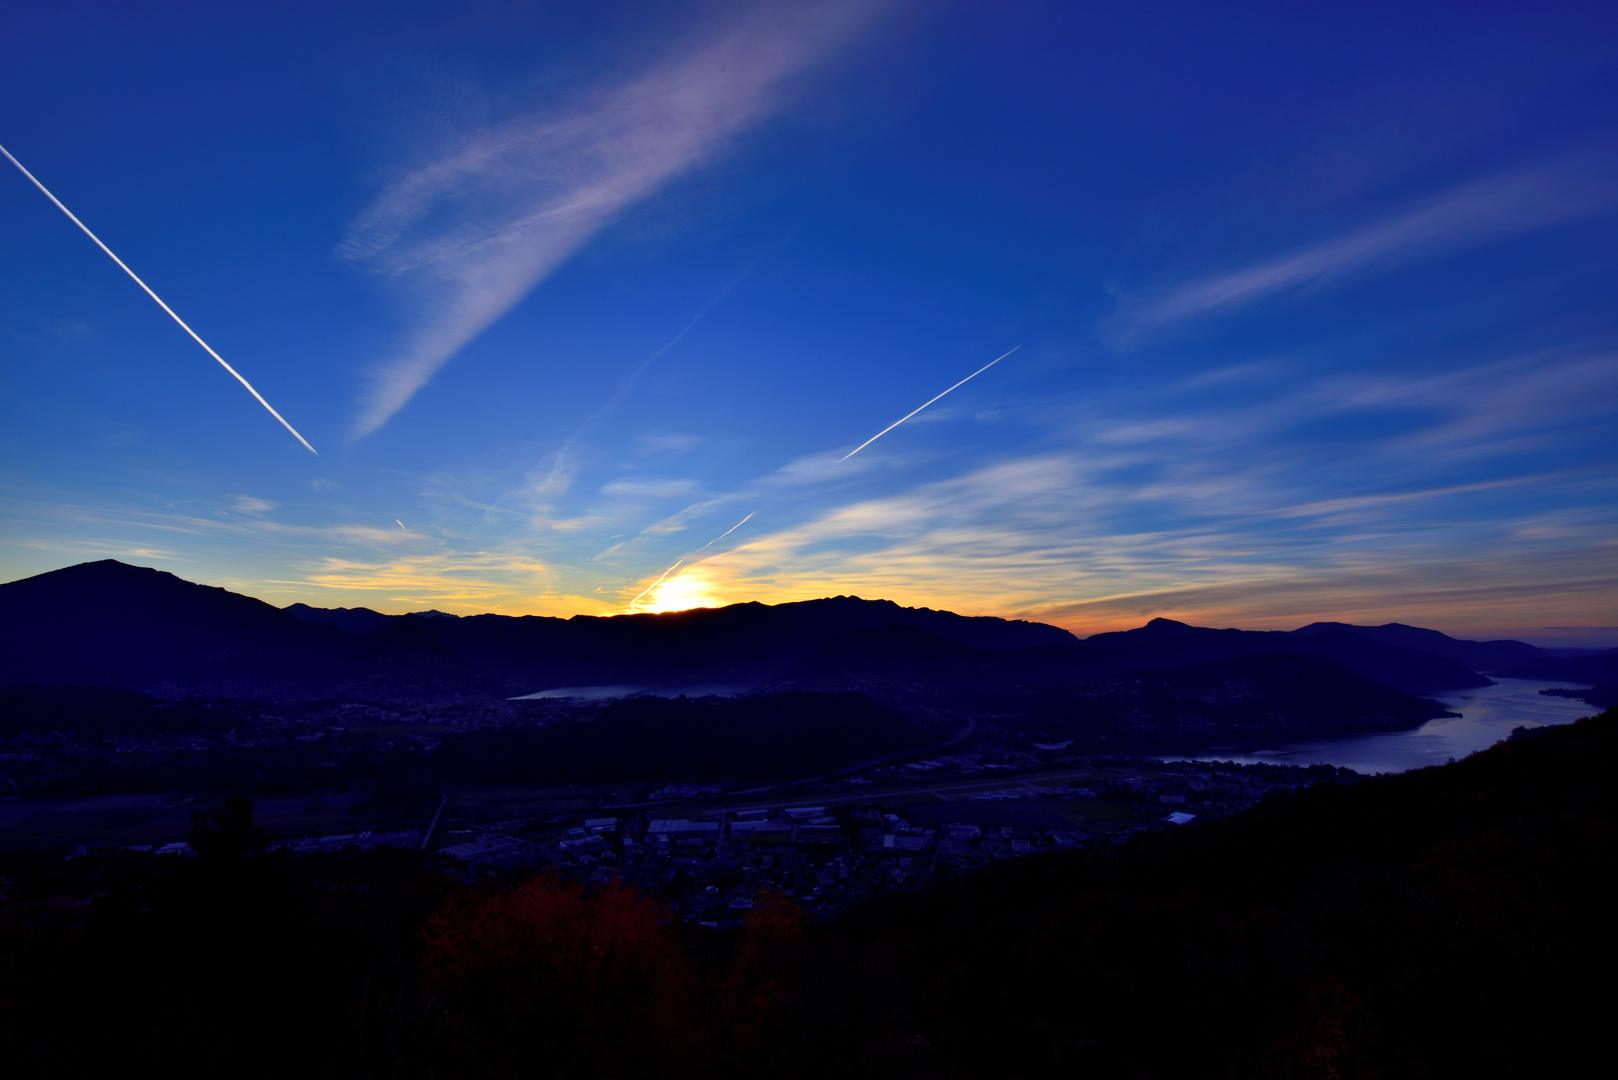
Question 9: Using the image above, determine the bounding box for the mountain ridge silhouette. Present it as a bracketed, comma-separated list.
[1, 559, 1573, 700]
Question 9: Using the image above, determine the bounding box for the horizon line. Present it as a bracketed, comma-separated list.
[8, 557, 1616, 645]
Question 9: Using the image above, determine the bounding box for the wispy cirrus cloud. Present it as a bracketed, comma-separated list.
[592, 445, 881, 561]
[342, 0, 898, 438]
[1113, 154, 1618, 341]
[598, 343, 1617, 607]
[599, 478, 700, 498]
[226, 495, 277, 515]
[283, 551, 569, 614]
[679, 452, 1618, 634]
[637, 347, 1618, 630]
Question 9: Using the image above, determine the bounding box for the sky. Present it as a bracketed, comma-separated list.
[3, 1, 1617, 645]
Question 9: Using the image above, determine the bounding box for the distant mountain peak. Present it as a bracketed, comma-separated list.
[1084, 617, 1213, 645]
[1285, 620, 1546, 674]
[32, 559, 194, 588]
[284, 603, 393, 635]
[1145, 617, 1195, 630]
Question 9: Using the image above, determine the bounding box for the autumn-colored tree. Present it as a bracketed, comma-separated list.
[724, 890, 808, 1067]
[416, 875, 692, 1078]
[1260, 976, 1381, 1080]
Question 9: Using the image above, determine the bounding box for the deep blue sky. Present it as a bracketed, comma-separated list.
[3, 1, 1616, 643]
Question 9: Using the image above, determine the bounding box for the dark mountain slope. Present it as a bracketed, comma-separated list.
[820, 708, 1617, 1078]
[792, 619, 1489, 694]
[1284, 628, 1492, 693]
[965, 650, 1451, 750]
[1084, 618, 1490, 692]
[1502, 646, 1618, 684]
[791, 631, 1449, 749]
[0, 561, 342, 690]
[1513, 647, 1618, 709]
[0, 561, 482, 698]
[290, 594, 1069, 651]
[283, 602, 393, 635]
[789, 623, 997, 688]
[292, 593, 1076, 691]
[0, 563, 1077, 699]
[0, 561, 1490, 702]
[1082, 615, 1218, 646]
[1290, 619, 1546, 672]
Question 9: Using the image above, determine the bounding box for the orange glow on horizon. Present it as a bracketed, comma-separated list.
[630, 570, 719, 614]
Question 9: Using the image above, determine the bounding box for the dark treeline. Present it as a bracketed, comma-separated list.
[0, 690, 933, 800]
[1542, 683, 1618, 709]
[941, 651, 1450, 751]
[442, 691, 932, 783]
[2, 710, 1611, 1078]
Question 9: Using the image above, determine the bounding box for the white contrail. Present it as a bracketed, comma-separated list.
[0, 142, 318, 454]
[529, 241, 790, 501]
[628, 560, 684, 611]
[396, 519, 408, 532]
[841, 346, 1019, 460]
[625, 510, 755, 612]
[692, 510, 755, 553]
[616, 251, 773, 397]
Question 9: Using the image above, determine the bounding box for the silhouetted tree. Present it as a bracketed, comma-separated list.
[188, 795, 271, 860]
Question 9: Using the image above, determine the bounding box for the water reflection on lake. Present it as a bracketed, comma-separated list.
[1175, 678, 1598, 775]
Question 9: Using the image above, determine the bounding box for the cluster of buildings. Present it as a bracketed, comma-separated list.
[4, 687, 1354, 901]
[430, 756, 1349, 923]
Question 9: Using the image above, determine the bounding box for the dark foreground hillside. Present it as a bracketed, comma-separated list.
[1, 711, 1610, 1078]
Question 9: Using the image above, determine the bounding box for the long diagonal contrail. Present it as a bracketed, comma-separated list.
[691, 510, 754, 554]
[626, 510, 756, 612]
[627, 559, 684, 612]
[0, 143, 317, 454]
[531, 241, 789, 499]
[841, 346, 1019, 460]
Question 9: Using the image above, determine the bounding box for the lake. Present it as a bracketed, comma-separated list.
[1173, 677, 1598, 775]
